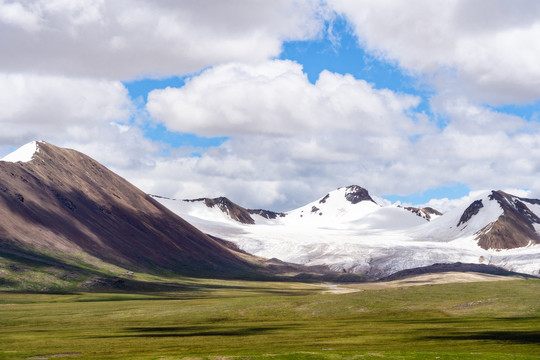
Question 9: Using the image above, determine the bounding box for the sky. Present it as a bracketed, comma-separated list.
[1, 0, 540, 212]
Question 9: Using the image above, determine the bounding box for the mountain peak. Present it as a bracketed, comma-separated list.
[454, 190, 540, 250]
[342, 185, 376, 204]
[1, 140, 44, 163]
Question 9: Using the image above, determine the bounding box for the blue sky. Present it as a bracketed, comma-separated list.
[2, 1, 540, 211]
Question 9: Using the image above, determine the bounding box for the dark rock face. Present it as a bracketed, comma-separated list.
[0, 142, 260, 278]
[319, 194, 330, 204]
[344, 185, 375, 204]
[457, 200, 484, 227]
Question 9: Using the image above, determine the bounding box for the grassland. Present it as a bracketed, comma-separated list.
[0, 278, 539, 360]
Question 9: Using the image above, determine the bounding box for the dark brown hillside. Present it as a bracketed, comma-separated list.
[476, 190, 540, 250]
[0, 142, 262, 278]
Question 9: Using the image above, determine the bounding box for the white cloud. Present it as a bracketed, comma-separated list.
[328, 0, 540, 104]
[147, 60, 422, 137]
[0, 73, 131, 143]
[0, 0, 329, 79]
[0, 0, 41, 32]
[420, 190, 490, 213]
[0, 72, 160, 171]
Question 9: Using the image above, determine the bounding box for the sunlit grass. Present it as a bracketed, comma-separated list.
[0, 279, 539, 359]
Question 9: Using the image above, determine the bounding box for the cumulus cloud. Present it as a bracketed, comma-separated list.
[147, 60, 423, 137]
[328, 0, 540, 104]
[0, 73, 131, 143]
[0, 0, 329, 79]
[0, 72, 159, 170]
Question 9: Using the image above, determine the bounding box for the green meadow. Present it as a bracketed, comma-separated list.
[0, 279, 539, 360]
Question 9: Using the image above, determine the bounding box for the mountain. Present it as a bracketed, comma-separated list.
[164, 185, 428, 230]
[156, 186, 540, 278]
[0, 141, 269, 283]
[475, 190, 540, 249]
[420, 190, 540, 250]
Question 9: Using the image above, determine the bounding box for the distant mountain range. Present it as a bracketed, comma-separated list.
[0, 141, 538, 291]
[154, 185, 540, 277]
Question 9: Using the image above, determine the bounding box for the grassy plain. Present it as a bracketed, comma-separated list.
[0, 278, 539, 360]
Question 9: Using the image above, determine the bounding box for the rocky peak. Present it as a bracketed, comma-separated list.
[470, 190, 540, 250]
[489, 190, 540, 224]
[343, 185, 375, 204]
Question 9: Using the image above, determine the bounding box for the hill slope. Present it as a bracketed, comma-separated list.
[0, 141, 264, 280]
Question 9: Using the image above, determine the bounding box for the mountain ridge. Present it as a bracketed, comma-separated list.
[0, 141, 266, 280]
[2, 141, 539, 285]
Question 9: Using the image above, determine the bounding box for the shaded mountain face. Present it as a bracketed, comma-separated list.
[474, 190, 540, 250]
[0, 142, 260, 278]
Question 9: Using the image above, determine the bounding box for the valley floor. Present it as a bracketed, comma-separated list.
[1, 276, 539, 360]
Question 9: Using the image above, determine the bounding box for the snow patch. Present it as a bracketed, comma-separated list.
[1, 141, 41, 163]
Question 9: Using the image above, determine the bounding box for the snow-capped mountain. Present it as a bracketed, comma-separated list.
[158, 185, 428, 230]
[413, 190, 540, 249]
[155, 186, 540, 277]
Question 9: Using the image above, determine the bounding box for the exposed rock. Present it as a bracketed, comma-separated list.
[457, 200, 484, 227]
[319, 194, 330, 204]
[344, 185, 375, 204]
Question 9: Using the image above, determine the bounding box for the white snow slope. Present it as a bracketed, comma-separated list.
[1, 141, 40, 163]
[156, 187, 540, 278]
